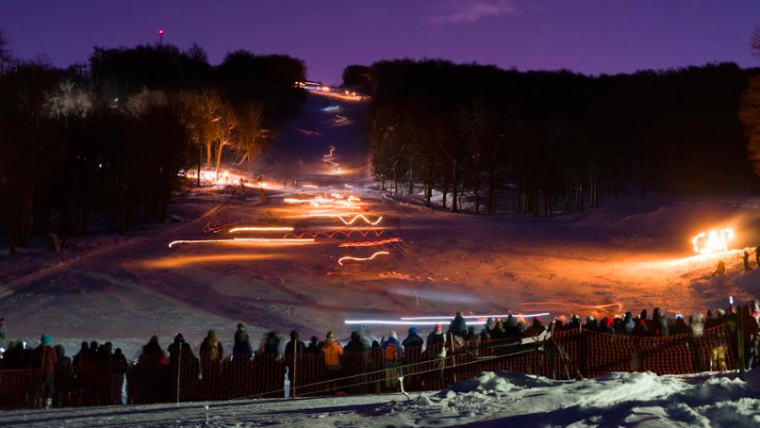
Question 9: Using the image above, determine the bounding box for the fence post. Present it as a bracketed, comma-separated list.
[578, 322, 584, 379]
[450, 333, 457, 384]
[176, 347, 182, 404]
[738, 305, 746, 381]
[292, 342, 297, 398]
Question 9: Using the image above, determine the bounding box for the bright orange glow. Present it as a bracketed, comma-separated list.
[302, 214, 383, 225]
[302, 184, 319, 189]
[339, 238, 402, 248]
[228, 226, 294, 233]
[168, 237, 315, 248]
[378, 271, 455, 283]
[692, 228, 735, 254]
[338, 251, 390, 266]
[142, 253, 276, 268]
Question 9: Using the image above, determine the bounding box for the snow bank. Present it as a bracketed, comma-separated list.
[2, 370, 759, 427]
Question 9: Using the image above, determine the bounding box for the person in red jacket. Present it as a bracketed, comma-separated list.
[33, 334, 57, 408]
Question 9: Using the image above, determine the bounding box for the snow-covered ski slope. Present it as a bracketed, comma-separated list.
[2, 91, 760, 357]
[2, 370, 759, 427]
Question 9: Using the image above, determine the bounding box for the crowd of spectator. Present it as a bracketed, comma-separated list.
[1, 300, 759, 409]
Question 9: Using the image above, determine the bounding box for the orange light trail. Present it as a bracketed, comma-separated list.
[142, 253, 276, 268]
[338, 251, 390, 266]
[339, 238, 402, 248]
[228, 227, 294, 233]
[302, 184, 318, 189]
[168, 237, 315, 248]
[378, 271, 454, 283]
[285, 230, 384, 239]
[303, 214, 383, 225]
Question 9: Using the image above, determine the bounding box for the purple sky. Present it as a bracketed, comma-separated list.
[1, 0, 758, 84]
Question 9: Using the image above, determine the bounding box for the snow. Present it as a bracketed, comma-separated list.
[1, 370, 758, 427]
[2, 91, 760, 368]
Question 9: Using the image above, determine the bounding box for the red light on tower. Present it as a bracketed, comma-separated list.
[159, 29, 164, 35]
[158, 28, 164, 46]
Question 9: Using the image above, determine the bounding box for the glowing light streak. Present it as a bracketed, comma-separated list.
[323, 146, 336, 159]
[322, 105, 340, 111]
[228, 227, 294, 233]
[400, 313, 550, 321]
[344, 184, 353, 189]
[302, 184, 318, 189]
[378, 271, 454, 283]
[143, 254, 275, 268]
[303, 214, 383, 225]
[345, 319, 489, 326]
[168, 237, 314, 248]
[284, 230, 384, 239]
[691, 228, 734, 254]
[339, 238, 402, 248]
[338, 251, 390, 266]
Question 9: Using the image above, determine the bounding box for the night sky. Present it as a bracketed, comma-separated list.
[1, 0, 758, 83]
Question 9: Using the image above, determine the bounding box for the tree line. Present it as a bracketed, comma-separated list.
[355, 60, 759, 215]
[0, 31, 306, 253]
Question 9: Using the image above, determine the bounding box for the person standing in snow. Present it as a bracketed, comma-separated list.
[306, 336, 321, 354]
[321, 332, 344, 393]
[744, 251, 753, 272]
[713, 260, 726, 276]
[0, 318, 7, 351]
[33, 334, 57, 409]
[200, 330, 224, 366]
[284, 330, 306, 388]
[524, 318, 547, 337]
[448, 312, 468, 338]
[234, 322, 249, 345]
[402, 327, 424, 360]
[427, 324, 445, 347]
[653, 308, 669, 336]
[382, 331, 403, 392]
[53, 345, 72, 407]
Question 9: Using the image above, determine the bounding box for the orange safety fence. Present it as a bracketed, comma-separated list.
[0, 324, 739, 409]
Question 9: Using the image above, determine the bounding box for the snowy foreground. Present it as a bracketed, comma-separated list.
[3, 370, 759, 427]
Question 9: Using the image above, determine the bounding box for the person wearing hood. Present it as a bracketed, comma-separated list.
[632, 318, 650, 336]
[382, 331, 402, 391]
[427, 324, 445, 347]
[200, 330, 224, 366]
[111, 348, 128, 405]
[402, 327, 423, 360]
[448, 312, 468, 338]
[524, 318, 547, 337]
[653, 308, 669, 336]
[598, 317, 615, 334]
[343, 331, 368, 394]
[321, 331, 344, 393]
[33, 334, 57, 408]
[490, 320, 507, 340]
[234, 322, 249, 345]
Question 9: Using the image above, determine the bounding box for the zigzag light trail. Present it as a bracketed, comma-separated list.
[284, 230, 385, 239]
[303, 214, 383, 225]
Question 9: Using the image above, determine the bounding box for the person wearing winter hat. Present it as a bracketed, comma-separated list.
[382, 331, 403, 391]
[426, 323, 445, 347]
[402, 327, 424, 360]
[322, 331, 344, 393]
[34, 334, 57, 408]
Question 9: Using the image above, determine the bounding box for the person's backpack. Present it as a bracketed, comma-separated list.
[208, 341, 220, 361]
[385, 342, 397, 361]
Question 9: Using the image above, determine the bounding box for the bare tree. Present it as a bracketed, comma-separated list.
[752, 27, 760, 57]
[0, 29, 13, 75]
[235, 102, 267, 168]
